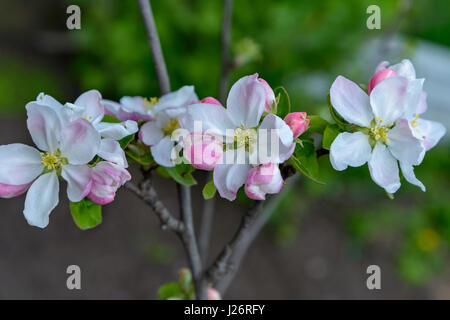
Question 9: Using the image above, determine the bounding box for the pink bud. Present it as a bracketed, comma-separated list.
[368, 69, 397, 95]
[183, 133, 223, 171]
[207, 288, 221, 300]
[284, 112, 310, 139]
[245, 163, 283, 201]
[258, 78, 276, 112]
[200, 97, 222, 106]
[88, 161, 131, 205]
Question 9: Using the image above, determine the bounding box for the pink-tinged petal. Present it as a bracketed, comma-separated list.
[0, 144, 43, 185]
[284, 112, 310, 139]
[400, 162, 425, 192]
[61, 164, 92, 202]
[330, 76, 373, 127]
[245, 163, 283, 200]
[95, 120, 138, 140]
[23, 171, 59, 228]
[183, 103, 235, 135]
[368, 69, 397, 95]
[26, 103, 61, 152]
[213, 160, 251, 201]
[330, 132, 372, 171]
[414, 118, 446, 151]
[139, 120, 164, 146]
[98, 138, 128, 167]
[389, 59, 416, 80]
[118, 96, 155, 121]
[101, 99, 121, 117]
[0, 182, 32, 199]
[201, 97, 222, 106]
[258, 78, 276, 112]
[370, 76, 409, 124]
[368, 143, 401, 194]
[375, 61, 390, 73]
[387, 119, 425, 165]
[154, 86, 198, 117]
[151, 136, 176, 167]
[417, 91, 428, 114]
[183, 133, 223, 171]
[60, 118, 101, 165]
[226, 74, 266, 128]
[74, 89, 104, 125]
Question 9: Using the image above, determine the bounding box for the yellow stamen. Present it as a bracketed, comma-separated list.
[370, 122, 390, 143]
[411, 114, 419, 128]
[144, 97, 160, 110]
[163, 118, 180, 136]
[234, 127, 257, 150]
[40, 149, 65, 171]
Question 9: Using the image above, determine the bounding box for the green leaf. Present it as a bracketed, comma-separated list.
[69, 198, 102, 230]
[156, 166, 171, 178]
[308, 115, 329, 134]
[289, 141, 325, 185]
[322, 124, 342, 150]
[125, 143, 154, 165]
[119, 134, 134, 149]
[202, 179, 216, 199]
[101, 114, 121, 123]
[165, 165, 197, 186]
[157, 282, 183, 300]
[273, 86, 291, 119]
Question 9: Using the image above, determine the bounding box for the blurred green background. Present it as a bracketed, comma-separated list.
[0, 0, 449, 298]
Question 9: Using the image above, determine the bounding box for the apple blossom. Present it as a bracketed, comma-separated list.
[0, 103, 101, 228]
[244, 163, 283, 200]
[284, 112, 310, 139]
[183, 74, 294, 200]
[88, 161, 131, 205]
[329, 75, 434, 193]
[200, 97, 222, 106]
[139, 86, 198, 167]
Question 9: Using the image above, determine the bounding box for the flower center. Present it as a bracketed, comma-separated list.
[234, 126, 257, 151]
[40, 149, 66, 171]
[144, 97, 160, 110]
[411, 114, 419, 128]
[163, 118, 181, 136]
[369, 117, 391, 143]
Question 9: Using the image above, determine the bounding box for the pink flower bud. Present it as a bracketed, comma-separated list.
[258, 78, 276, 112]
[183, 133, 223, 171]
[207, 288, 221, 300]
[245, 163, 283, 200]
[88, 161, 131, 205]
[368, 68, 397, 95]
[284, 112, 310, 139]
[200, 97, 222, 106]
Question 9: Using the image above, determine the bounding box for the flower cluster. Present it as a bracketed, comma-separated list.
[329, 59, 446, 193]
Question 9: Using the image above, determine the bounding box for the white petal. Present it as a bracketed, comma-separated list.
[0, 144, 43, 185]
[154, 86, 198, 117]
[226, 74, 266, 128]
[370, 76, 409, 124]
[329, 132, 372, 171]
[183, 103, 235, 135]
[139, 120, 164, 146]
[402, 79, 425, 119]
[368, 143, 401, 193]
[259, 114, 293, 147]
[74, 89, 104, 125]
[98, 139, 128, 167]
[60, 118, 101, 165]
[95, 120, 138, 140]
[23, 171, 59, 228]
[151, 136, 176, 167]
[389, 59, 416, 80]
[400, 162, 425, 192]
[61, 164, 92, 202]
[414, 118, 446, 151]
[258, 114, 295, 163]
[35, 92, 64, 110]
[26, 103, 61, 152]
[330, 76, 373, 127]
[101, 99, 121, 117]
[387, 119, 425, 165]
[213, 162, 251, 201]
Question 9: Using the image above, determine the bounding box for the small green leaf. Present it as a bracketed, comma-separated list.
[308, 115, 329, 134]
[125, 143, 154, 165]
[69, 198, 102, 230]
[119, 134, 134, 149]
[273, 86, 291, 119]
[165, 165, 197, 186]
[102, 114, 121, 123]
[156, 166, 171, 178]
[289, 141, 325, 185]
[202, 180, 217, 199]
[322, 124, 342, 150]
[157, 282, 183, 300]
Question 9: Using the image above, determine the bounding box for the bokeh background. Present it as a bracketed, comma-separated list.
[0, 0, 449, 299]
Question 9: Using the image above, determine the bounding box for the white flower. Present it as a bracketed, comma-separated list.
[0, 103, 101, 228]
[329, 75, 429, 193]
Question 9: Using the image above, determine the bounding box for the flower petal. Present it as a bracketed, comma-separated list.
[258, 114, 295, 163]
[370, 76, 409, 124]
[389, 59, 416, 80]
[61, 164, 92, 202]
[95, 120, 138, 140]
[400, 162, 425, 192]
[101, 99, 121, 117]
[60, 118, 101, 165]
[330, 76, 373, 127]
[139, 119, 164, 146]
[413, 118, 446, 151]
[402, 78, 425, 119]
[0, 182, 32, 199]
[368, 143, 401, 193]
[23, 171, 59, 228]
[213, 161, 251, 201]
[329, 132, 372, 171]
[0, 144, 43, 185]
[74, 89, 104, 125]
[226, 74, 266, 128]
[154, 86, 198, 118]
[387, 119, 425, 165]
[151, 136, 175, 167]
[183, 103, 235, 135]
[98, 138, 128, 167]
[26, 103, 62, 152]
[119, 96, 154, 121]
